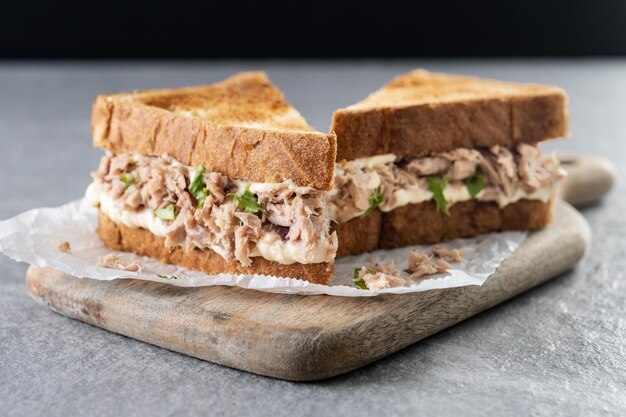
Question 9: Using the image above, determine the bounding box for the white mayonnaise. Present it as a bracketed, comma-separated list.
[341, 153, 397, 169]
[251, 234, 333, 264]
[234, 180, 314, 195]
[380, 188, 434, 212]
[376, 184, 552, 214]
[98, 192, 170, 237]
[486, 187, 553, 208]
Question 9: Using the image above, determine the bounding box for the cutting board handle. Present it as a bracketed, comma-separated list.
[558, 153, 616, 207]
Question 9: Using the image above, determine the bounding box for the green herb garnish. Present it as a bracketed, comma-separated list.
[353, 268, 368, 290]
[154, 204, 176, 221]
[157, 274, 178, 280]
[427, 176, 450, 215]
[230, 188, 262, 213]
[353, 267, 377, 290]
[464, 171, 486, 198]
[195, 187, 208, 208]
[120, 170, 136, 190]
[359, 187, 384, 218]
[189, 165, 207, 206]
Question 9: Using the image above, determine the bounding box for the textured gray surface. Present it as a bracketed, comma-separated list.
[0, 61, 624, 416]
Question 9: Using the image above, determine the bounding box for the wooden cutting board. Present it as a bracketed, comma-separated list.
[25, 154, 612, 381]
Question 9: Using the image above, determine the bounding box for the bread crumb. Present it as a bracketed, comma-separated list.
[57, 241, 71, 254]
[98, 253, 142, 273]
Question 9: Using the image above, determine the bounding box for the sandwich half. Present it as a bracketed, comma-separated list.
[87, 72, 338, 284]
[330, 69, 568, 255]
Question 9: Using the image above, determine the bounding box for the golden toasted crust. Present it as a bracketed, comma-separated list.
[96, 210, 333, 285]
[378, 197, 555, 248]
[333, 211, 381, 256]
[331, 70, 569, 160]
[92, 72, 336, 190]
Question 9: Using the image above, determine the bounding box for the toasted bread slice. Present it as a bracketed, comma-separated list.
[333, 212, 381, 257]
[379, 196, 555, 248]
[332, 69, 568, 160]
[333, 198, 554, 256]
[97, 211, 334, 285]
[92, 72, 336, 190]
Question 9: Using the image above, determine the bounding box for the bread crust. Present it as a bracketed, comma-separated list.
[333, 211, 381, 256]
[92, 72, 336, 190]
[96, 210, 333, 285]
[378, 197, 555, 248]
[332, 70, 568, 160]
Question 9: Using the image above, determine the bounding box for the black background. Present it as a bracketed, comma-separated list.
[3, 0, 626, 58]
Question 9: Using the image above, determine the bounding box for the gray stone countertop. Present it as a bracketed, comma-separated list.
[0, 60, 624, 416]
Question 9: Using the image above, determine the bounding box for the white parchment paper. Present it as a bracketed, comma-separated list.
[0, 200, 526, 296]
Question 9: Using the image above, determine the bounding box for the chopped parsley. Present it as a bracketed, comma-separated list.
[230, 188, 262, 213]
[353, 268, 368, 290]
[427, 176, 450, 215]
[189, 165, 207, 207]
[359, 187, 384, 218]
[154, 204, 176, 221]
[120, 170, 136, 190]
[157, 274, 178, 280]
[464, 171, 486, 198]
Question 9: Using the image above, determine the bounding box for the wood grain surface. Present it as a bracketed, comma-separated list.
[24, 154, 610, 381]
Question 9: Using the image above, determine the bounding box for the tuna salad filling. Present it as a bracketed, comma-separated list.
[330, 143, 565, 223]
[86, 153, 338, 266]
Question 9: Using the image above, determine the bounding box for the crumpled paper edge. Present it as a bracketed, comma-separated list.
[0, 199, 526, 297]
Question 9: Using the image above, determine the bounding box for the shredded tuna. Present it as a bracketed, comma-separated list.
[205, 172, 228, 202]
[355, 248, 462, 289]
[350, 171, 380, 210]
[91, 153, 336, 267]
[370, 261, 403, 277]
[477, 150, 502, 186]
[234, 212, 262, 266]
[435, 259, 453, 271]
[443, 149, 482, 180]
[330, 161, 384, 222]
[492, 146, 517, 178]
[432, 246, 464, 262]
[108, 154, 132, 177]
[197, 200, 238, 259]
[358, 267, 406, 290]
[490, 146, 518, 197]
[331, 144, 564, 223]
[110, 179, 127, 198]
[355, 249, 465, 289]
[57, 241, 71, 254]
[98, 253, 142, 273]
[286, 197, 317, 244]
[406, 157, 450, 176]
[407, 250, 452, 279]
[517, 144, 566, 191]
[162, 193, 194, 248]
[265, 202, 292, 226]
[125, 187, 143, 209]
